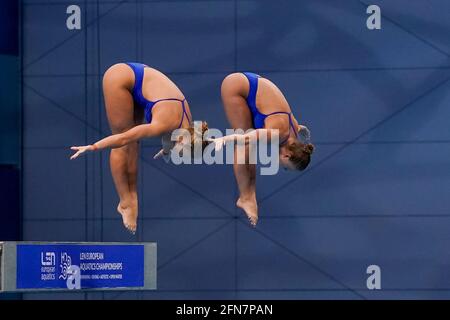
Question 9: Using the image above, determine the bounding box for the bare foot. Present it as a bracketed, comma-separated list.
[117, 201, 138, 234]
[237, 197, 258, 226]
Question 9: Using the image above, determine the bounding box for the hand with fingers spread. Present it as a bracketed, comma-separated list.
[70, 145, 96, 160]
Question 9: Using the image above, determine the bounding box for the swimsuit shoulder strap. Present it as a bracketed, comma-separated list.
[177, 99, 191, 128]
[265, 111, 298, 144]
[151, 98, 190, 128]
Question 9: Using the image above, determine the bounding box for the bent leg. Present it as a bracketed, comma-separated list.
[221, 74, 258, 226]
[103, 64, 139, 233]
[126, 105, 144, 215]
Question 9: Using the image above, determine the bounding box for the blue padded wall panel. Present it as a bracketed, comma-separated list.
[98, 2, 139, 70]
[24, 77, 86, 148]
[236, 0, 448, 71]
[141, 1, 235, 73]
[359, 79, 450, 141]
[138, 219, 232, 274]
[151, 221, 236, 291]
[141, 153, 238, 217]
[262, 143, 450, 216]
[162, 74, 232, 131]
[23, 220, 86, 241]
[23, 149, 86, 220]
[259, 70, 450, 143]
[23, 4, 86, 76]
[255, 218, 450, 292]
[375, 0, 450, 53]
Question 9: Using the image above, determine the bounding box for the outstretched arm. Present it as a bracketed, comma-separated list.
[212, 128, 279, 152]
[70, 121, 168, 160]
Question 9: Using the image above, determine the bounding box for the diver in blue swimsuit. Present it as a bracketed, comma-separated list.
[242, 72, 301, 145]
[215, 72, 314, 226]
[69, 62, 208, 233]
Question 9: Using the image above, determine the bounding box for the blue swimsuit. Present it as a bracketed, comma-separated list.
[243, 72, 298, 145]
[125, 62, 190, 126]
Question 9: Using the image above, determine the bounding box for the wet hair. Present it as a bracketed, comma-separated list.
[287, 141, 315, 171]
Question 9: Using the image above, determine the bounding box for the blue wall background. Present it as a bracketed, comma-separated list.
[0, 0, 20, 242]
[0, 0, 21, 300]
[21, 0, 450, 299]
[0, 0, 20, 165]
